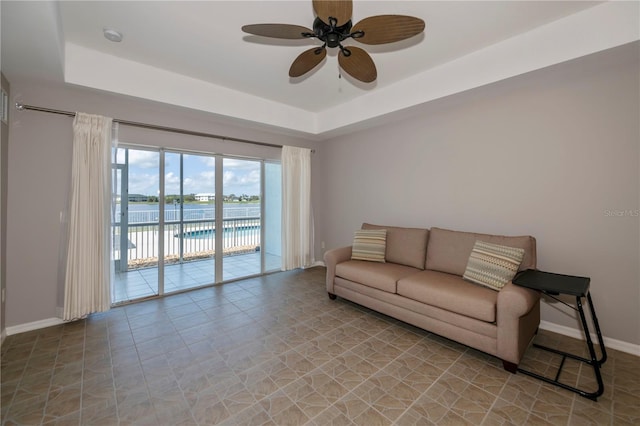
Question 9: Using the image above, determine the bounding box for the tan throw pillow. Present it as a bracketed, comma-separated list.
[351, 229, 387, 263]
[463, 240, 525, 291]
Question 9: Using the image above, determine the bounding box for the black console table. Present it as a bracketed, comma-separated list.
[512, 269, 607, 401]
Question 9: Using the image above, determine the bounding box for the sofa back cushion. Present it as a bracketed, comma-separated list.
[426, 227, 536, 276]
[362, 223, 429, 269]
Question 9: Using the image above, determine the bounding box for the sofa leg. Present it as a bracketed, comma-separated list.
[328, 293, 337, 300]
[503, 360, 518, 374]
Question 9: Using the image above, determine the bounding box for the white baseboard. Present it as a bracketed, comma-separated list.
[5, 317, 65, 336]
[539, 320, 640, 356]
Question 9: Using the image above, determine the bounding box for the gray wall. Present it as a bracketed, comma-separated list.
[5, 80, 321, 327]
[6, 42, 639, 349]
[318, 43, 640, 346]
[1, 73, 9, 341]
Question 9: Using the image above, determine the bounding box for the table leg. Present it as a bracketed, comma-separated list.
[576, 294, 605, 399]
[586, 292, 607, 366]
[517, 294, 607, 401]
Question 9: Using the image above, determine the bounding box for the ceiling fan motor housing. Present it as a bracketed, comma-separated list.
[313, 17, 352, 48]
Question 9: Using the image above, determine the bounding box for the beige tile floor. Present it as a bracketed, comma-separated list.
[1, 267, 639, 425]
[113, 252, 282, 304]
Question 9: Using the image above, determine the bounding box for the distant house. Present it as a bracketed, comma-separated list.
[128, 194, 148, 202]
[195, 193, 215, 202]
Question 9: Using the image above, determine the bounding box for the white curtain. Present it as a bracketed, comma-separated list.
[63, 113, 113, 321]
[281, 145, 314, 270]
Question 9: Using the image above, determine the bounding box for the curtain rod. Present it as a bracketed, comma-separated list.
[14, 102, 286, 150]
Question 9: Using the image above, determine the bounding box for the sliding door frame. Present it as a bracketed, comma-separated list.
[112, 143, 279, 303]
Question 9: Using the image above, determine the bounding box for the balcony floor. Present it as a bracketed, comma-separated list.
[112, 252, 281, 304]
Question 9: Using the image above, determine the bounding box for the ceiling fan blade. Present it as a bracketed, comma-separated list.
[289, 47, 327, 78]
[242, 24, 313, 39]
[338, 46, 376, 83]
[352, 15, 425, 45]
[312, 0, 352, 26]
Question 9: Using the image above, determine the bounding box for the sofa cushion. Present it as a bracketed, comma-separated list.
[351, 229, 387, 263]
[426, 227, 536, 276]
[336, 260, 420, 294]
[463, 241, 525, 291]
[362, 223, 429, 269]
[397, 270, 498, 323]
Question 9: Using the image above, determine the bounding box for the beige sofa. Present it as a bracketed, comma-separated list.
[324, 224, 540, 372]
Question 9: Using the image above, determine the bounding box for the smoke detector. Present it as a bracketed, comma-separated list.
[103, 28, 123, 43]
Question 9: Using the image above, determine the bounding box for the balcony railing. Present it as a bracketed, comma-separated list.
[122, 206, 262, 224]
[112, 206, 262, 270]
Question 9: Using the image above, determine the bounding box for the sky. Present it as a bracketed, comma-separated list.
[118, 149, 263, 197]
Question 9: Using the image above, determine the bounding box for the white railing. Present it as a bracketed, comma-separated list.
[117, 205, 261, 224]
[112, 206, 262, 269]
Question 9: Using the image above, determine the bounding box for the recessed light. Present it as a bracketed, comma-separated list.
[103, 28, 123, 43]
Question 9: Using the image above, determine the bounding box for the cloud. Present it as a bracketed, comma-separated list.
[164, 171, 181, 194]
[198, 156, 216, 167]
[224, 158, 260, 171]
[128, 150, 159, 169]
[122, 150, 263, 196]
[183, 170, 215, 194]
[128, 173, 159, 195]
[200, 170, 215, 180]
[223, 168, 260, 195]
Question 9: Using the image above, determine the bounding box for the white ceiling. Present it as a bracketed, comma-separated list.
[2, 1, 638, 139]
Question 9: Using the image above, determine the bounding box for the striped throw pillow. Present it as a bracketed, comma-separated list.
[463, 240, 525, 291]
[351, 229, 387, 263]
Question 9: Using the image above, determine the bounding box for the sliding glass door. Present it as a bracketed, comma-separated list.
[111, 147, 280, 304]
[164, 152, 216, 292]
[222, 158, 262, 281]
[264, 161, 282, 271]
[112, 148, 160, 303]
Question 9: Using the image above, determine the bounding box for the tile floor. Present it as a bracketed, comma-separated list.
[2, 267, 639, 425]
[113, 253, 281, 304]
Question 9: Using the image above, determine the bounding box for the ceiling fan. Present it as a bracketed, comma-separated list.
[241, 0, 425, 83]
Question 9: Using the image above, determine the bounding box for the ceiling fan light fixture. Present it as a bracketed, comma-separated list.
[326, 33, 340, 48]
[103, 28, 123, 43]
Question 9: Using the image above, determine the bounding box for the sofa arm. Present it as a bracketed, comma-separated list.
[496, 282, 541, 365]
[324, 246, 352, 294]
